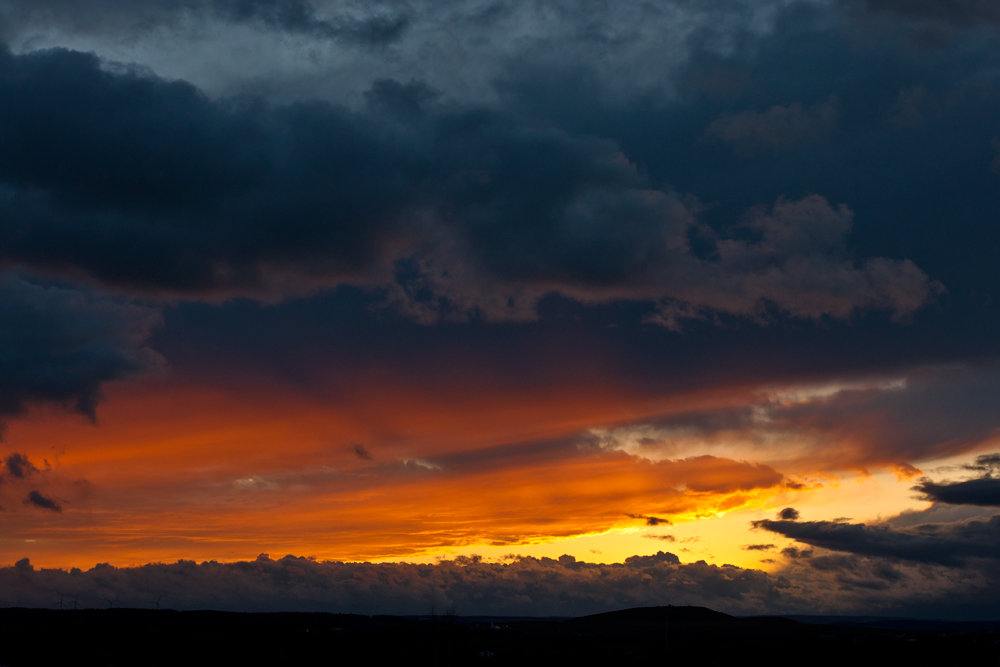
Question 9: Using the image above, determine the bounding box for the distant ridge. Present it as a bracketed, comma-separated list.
[780, 615, 1000, 633]
[0, 606, 996, 664]
[570, 604, 734, 627]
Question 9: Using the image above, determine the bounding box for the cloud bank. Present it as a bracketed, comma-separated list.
[3, 545, 999, 619]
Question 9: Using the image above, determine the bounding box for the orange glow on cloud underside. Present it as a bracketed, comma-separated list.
[0, 449, 787, 567]
[0, 375, 798, 568]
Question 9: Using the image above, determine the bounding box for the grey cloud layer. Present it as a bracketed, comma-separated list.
[597, 366, 1000, 469]
[0, 46, 937, 326]
[0, 0, 783, 105]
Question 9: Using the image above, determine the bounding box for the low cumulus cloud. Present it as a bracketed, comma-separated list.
[3, 547, 999, 618]
[0, 273, 163, 425]
[0, 551, 794, 616]
[0, 46, 939, 328]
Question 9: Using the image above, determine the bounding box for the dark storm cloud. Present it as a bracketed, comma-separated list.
[3, 453, 38, 480]
[0, 273, 162, 424]
[778, 508, 800, 520]
[912, 453, 1000, 507]
[23, 490, 61, 512]
[742, 544, 775, 551]
[805, 554, 904, 590]
[0, 0, 409, 46]
[0, 44, 937, 326]
[855, 0, 1000, 25]
[754, 515, 1000, 566]
[780, 546, 812, 559]
[963, 453, 1000, 474]
[626, 514, 672, 526]
[914, 479, 1000, 507]
[213, 0, 409, 44]
[705, 97, 839, 154]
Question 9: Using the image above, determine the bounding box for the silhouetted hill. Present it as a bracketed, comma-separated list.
[782, 615, 1000, 633]
[0, 606, 997, 665]
[569, 604, 733, 629]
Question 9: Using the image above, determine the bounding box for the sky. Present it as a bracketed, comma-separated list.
[1, 0, 1000, 618]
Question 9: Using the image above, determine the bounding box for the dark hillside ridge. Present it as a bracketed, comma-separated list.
[569, 604, 734, 627]
[0, 606, 997, 665]
[780, 615, 1000, 633]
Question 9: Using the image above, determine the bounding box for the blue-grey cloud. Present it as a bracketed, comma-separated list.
[0, 45, 938, 328]
[855, 0, 1000, 25]
[0, 0, 410, 46]
[706, 97, 839, 154]
[0, 273, 163, 424]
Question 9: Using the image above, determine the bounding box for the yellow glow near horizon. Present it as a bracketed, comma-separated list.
[389, 464, 937, 571]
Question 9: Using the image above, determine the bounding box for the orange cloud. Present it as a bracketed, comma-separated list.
[0, 368, 798, 568]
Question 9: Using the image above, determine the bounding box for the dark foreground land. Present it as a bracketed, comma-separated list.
[1, 605, 998, 665]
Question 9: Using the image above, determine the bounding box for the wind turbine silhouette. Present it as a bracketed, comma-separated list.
[71, 595, 79, 611]
[149, 596, 162, 610]
[58, 594, 65, 610]
[105, 597, 118, 609]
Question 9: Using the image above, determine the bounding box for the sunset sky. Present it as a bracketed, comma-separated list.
[1, 0, 1000, 618]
